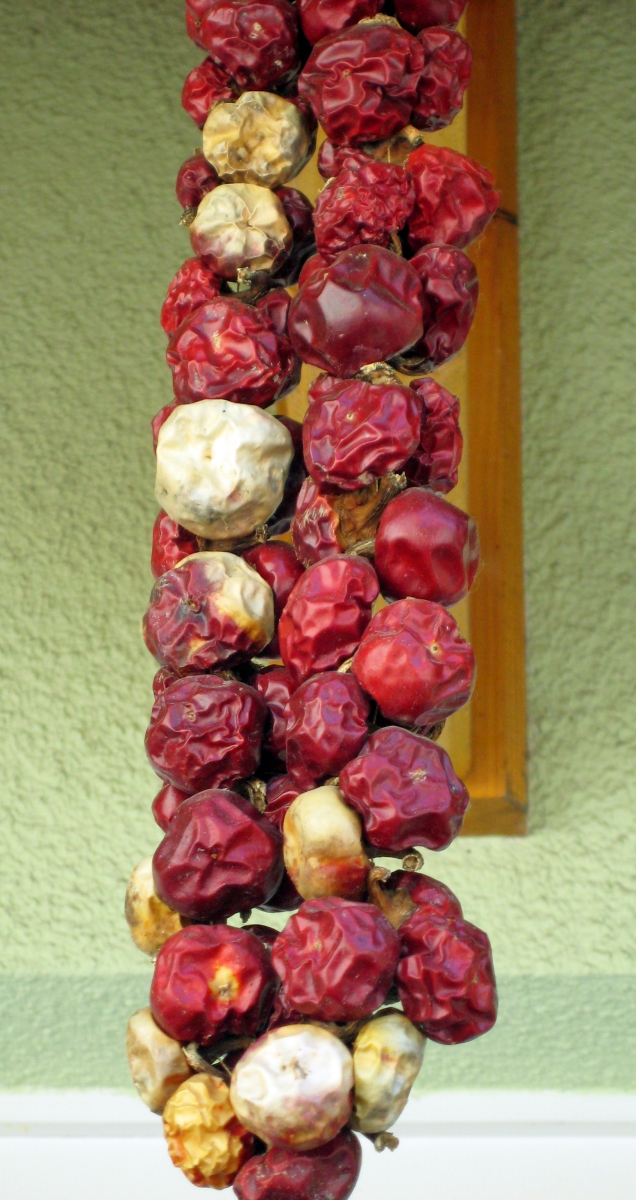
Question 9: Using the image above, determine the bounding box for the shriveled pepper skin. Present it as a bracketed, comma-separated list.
[397, 909, 498, 1044]
[160, 258, 221, 339]
[339, 726, 469, 852]
[150, 511, 199, 579]
[279, 554, 379, 683]
[412, 25, 472, 132]
[408, 144, 501, 252]
[260, 775, 304, 913]
[145, 674, 266, 793]
[302, 373, 420, 490]
[297, 0, 381, 46]
[272, 898, 399, 1022]
[394, 0, 468, 34]
[271, 186, 316, 286]
[151, 923, 278, 1044]
[389, 869, 463, 922]
[175, 151, 220, 210]
[143, 555, 273, 675]
[253, 667, 298, 759]
[152, 789, 284, 921]
[243, 542, 304, 657]
[317, 140, 373, 180]
[406, 243, 479, 370]
[268, 415, 307, 536]
[167, 297, 299, 407]
[312, 160, 414, 261]
[181, 57, 234, 127]
[352, 597, 475, 726]
[254, 287, 292, 339]
[288, 245, 424, 378]
[264, 775, 301, 828]
[151, 403, 178, 453]
[151, 782, 191, 831]
[406, 378, 463, 493]
[298, 22, 424, 146]
[192, 0, 299, 92]
[291, 477, 342, 567]
[233, 1129, 362, 1200]
[284, 671, 370, 789]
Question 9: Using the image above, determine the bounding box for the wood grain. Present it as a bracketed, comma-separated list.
[462, 0, 527, 834]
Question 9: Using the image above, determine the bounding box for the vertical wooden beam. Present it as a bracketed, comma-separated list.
[462, 0, 527, 834]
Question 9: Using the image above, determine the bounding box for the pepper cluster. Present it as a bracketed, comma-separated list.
[125, 0, 501, 1192]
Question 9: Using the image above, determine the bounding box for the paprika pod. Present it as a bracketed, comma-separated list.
[230, 1024, 354, 1150]
[126, 1007, 192, 1114]
[163, 1073, 255, 1188]
[351, 1011, 425, 1132]
[283, 785, 370, 902]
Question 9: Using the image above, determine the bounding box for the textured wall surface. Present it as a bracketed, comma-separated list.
[0, 0, 634, 1088]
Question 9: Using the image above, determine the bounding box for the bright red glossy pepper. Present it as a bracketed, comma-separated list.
[288, 245, 424, 378]
[150, 510, 199, 579]
[374, 486, 479, 606]
[352, 597, 475, 726]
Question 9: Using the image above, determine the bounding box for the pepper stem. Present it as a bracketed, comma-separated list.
[367, 865, 418, 930]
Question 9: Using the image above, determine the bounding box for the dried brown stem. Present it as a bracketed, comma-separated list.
[367, 865, 417, 930]
[197, 524, 270, 555]
[333, 473, 407, 550]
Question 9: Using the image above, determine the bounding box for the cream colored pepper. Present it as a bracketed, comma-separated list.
[230, 1024, 353, 1150]
[189, 183, 291, 279]
[203, 91, 314, 188]
[155, 400, 293, 541]
[283, 785, 370, 901]
[126, 1007, 192, 1114]
[124, 856, 181, 956]
[351, 1011, 425, 1133]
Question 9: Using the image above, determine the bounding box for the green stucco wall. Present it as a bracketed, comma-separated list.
[0, 0, 634, 1090]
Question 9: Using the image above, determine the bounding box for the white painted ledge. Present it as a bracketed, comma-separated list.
[0, 1091, 635, 1199]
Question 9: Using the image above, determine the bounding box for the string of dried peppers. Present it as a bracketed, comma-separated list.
[125, 0, 500, 1191]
